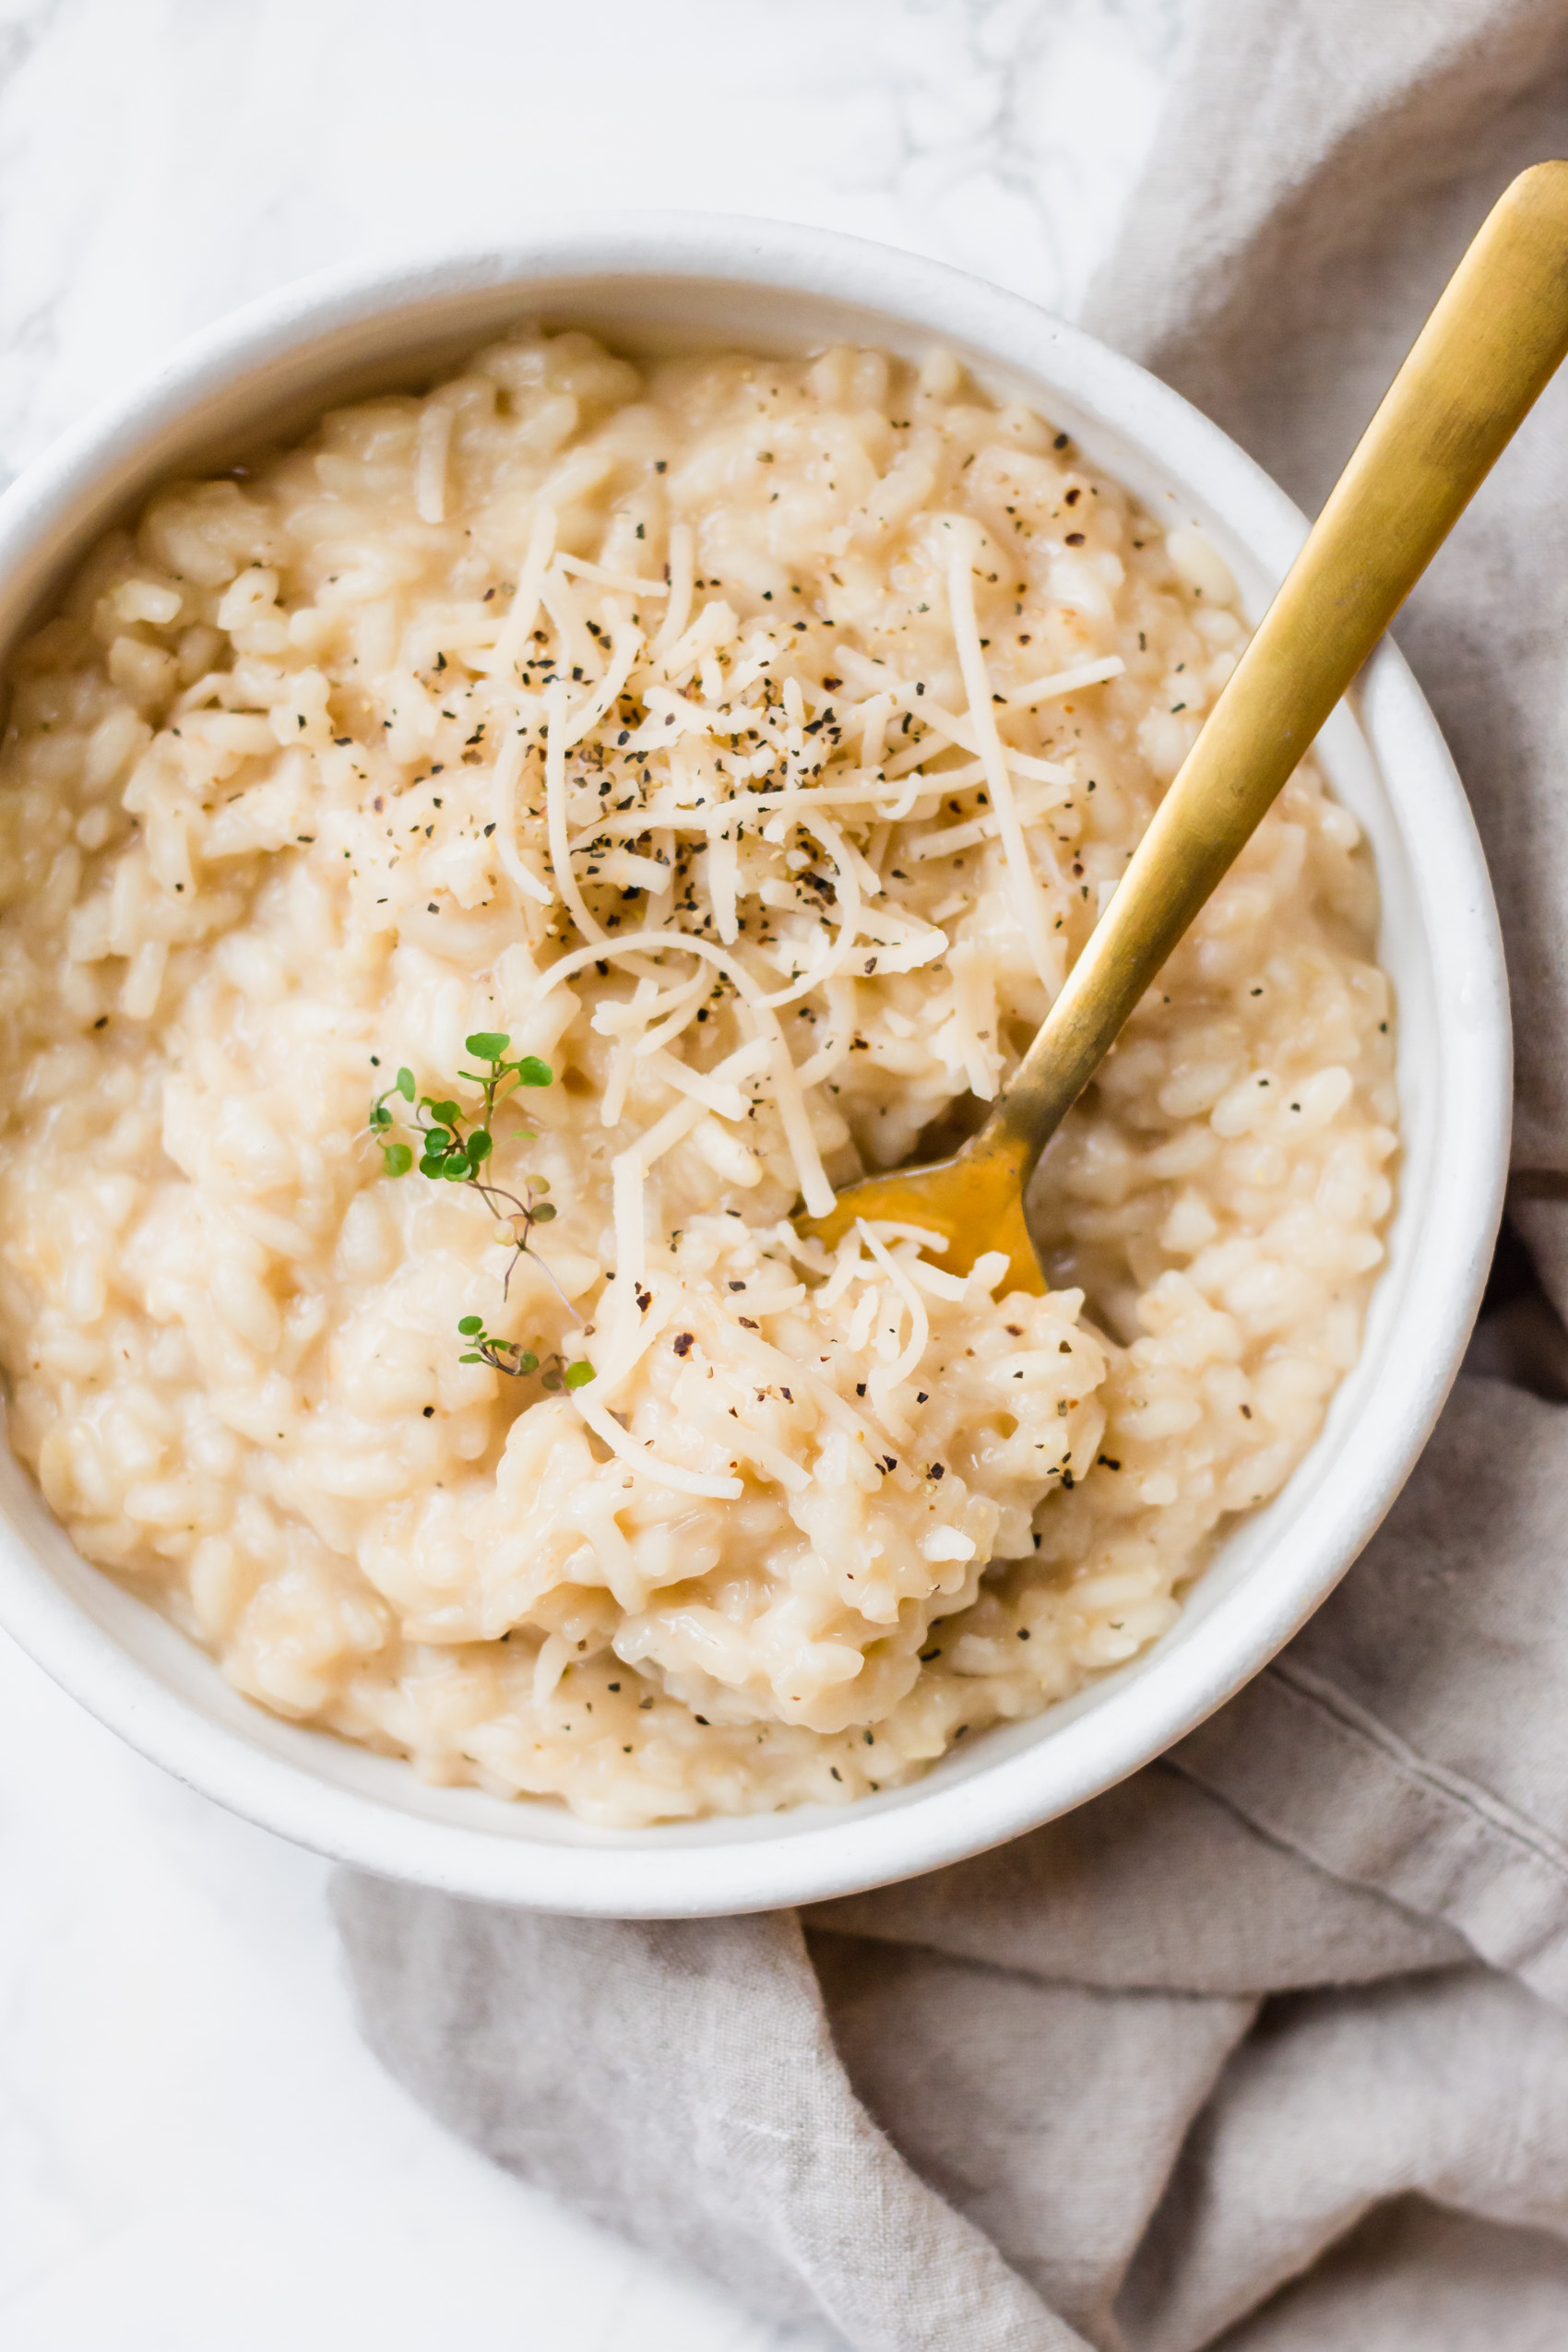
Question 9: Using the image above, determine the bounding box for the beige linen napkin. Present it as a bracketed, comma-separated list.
[335, 5, 1568, 2341]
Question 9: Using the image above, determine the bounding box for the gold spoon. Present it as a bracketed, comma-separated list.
[797, 160, 1568, 1292]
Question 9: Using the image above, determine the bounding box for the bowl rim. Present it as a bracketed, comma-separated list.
[0, 212, 1511, 1916]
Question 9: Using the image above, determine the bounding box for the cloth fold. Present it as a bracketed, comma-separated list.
[336, 4, 1568, 2341]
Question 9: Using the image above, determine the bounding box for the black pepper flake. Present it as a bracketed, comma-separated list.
[1098, 1455, 1121, 1471]
[422, 1406, 435, 1419]
[1016, 1628, 1031, 1640]
[1065, 530, 1086, 546]
[672, 1332, 695, 1356]
[929, 1462, 945, 1480]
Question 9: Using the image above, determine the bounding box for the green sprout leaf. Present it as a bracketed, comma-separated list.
[456, 1313, 545, 1382]
[564, 1360, 595, 1390]
[374, 1041, 570, 1368]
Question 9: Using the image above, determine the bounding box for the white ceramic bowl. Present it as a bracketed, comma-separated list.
[0, 216, 1510, 1917]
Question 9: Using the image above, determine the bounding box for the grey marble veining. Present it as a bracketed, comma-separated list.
[0, 0, 1181, 481]
[826, 0, 1184, 312]
[0, 4, 1180, 2344]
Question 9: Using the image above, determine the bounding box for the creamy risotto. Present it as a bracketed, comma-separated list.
[0, 331, 1396, 1823]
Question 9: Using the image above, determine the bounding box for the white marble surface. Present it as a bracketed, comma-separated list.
[0, 2, 1181, 2343]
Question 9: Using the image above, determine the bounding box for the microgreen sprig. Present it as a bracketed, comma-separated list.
[455, 1318, 538, 1376]
[455, 1320, 593, 1392]
[371, 1034, 552, 1185]
[371, 1032, 591, 1378]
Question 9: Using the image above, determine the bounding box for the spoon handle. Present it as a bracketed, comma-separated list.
[993, 158, 1568, 1178]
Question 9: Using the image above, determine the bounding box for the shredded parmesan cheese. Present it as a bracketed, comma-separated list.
[413, 393, 457, 527]
[945, 524, 1057, 990]
[488, 503, 557, 681]
[1004, 654, 1126, 707]
[543, 682, 606, 945]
